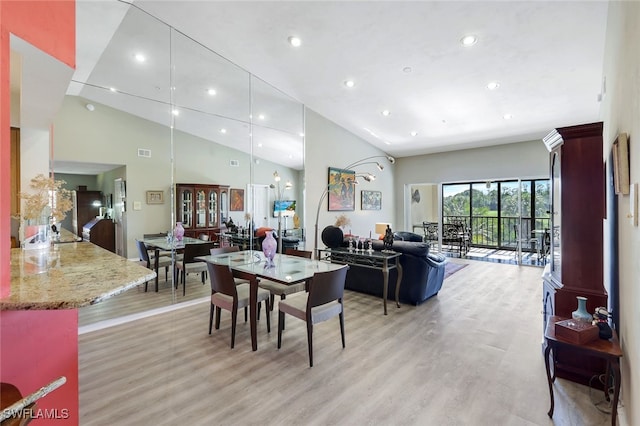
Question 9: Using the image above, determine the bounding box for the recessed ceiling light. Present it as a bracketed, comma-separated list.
[220, 128, 227, 134]
[258, 114, 266, 120]
[487, 81, 500, 90]
[460, 35, 478, 47]
[403, 67, 412, 74]
[410, 131, 418, 137]
[381, 110, 391, 116]
[109, 87, 117, 92]
[207, 88, 217, 96]
[299, 132, 305, 137]
[288, 36, 302, 47]
[172, 109, 179, 116]
[503, 113, 513, 120]
[384, 141, 392, 145]
[344, 80, 355, 88]
[257, 143, 263, 148]
[134, 53, 146, 62]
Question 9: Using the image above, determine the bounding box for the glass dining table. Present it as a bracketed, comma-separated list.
[142, 236, 210, 289]
[196, 250, 345, 351]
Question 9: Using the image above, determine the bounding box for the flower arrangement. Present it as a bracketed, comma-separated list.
[334, 214, 351, 229]
[18, 174, 73, 224]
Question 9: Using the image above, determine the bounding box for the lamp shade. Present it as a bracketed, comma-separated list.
[375, 222, 391, 235]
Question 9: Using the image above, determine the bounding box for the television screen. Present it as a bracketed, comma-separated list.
[273, 200, 296, 217]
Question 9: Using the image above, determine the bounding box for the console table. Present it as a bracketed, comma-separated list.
[544, 316, 623, 426]
[318, 248, 402, 315]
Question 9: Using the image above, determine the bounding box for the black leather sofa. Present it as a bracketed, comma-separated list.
[343, 238, 447, 306]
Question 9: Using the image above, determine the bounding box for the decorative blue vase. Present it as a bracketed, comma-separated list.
[572, 296, 591, 323]
[262, 230, 277, 268]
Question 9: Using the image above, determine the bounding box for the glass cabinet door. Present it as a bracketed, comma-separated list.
[550, 150, 561, 283]
[208, 189, 218, 227]
[196, 189, 207, 228]
[220, 189, 228, 225]
[181, 188, 193, 228]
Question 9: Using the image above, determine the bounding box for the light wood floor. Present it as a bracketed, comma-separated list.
[79, 260, 615, 425]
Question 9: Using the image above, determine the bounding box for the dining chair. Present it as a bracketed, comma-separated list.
[513, 224, 537, 261]
[136, 239, 172, 292]
[206, 262, 271, 349]
[258, 248, 312, 313]
[277, 264, 349, 367]
[175, 242, 216, 296]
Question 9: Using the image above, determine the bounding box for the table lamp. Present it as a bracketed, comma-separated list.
[375, 222, 391, 238]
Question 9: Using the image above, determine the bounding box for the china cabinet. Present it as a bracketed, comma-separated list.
[175, 183, 229, 242]
[542, 122, 607, 387]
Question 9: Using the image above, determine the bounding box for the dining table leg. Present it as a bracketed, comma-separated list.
[250, 276, 258, 351]
[154, 248, 160, 292]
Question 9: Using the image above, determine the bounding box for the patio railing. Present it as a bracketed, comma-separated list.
[443, 215, 550, 251]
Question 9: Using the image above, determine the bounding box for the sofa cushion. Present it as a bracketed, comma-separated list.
[393, 231, 423, 242]
[348, 239, 444, 305]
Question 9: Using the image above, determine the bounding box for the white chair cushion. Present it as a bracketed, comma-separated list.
[177, 262, 207, 274]
[211, 283, 270, 311]
[258, 280, 306, 296]
[278, 293, 342, 324]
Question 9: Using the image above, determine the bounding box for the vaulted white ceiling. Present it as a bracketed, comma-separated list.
[67, 0, 609, 166]
[131, 0, 608, 156]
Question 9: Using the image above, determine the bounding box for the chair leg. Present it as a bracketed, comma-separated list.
[307, 321, 314, 367]
[230, 308, 237, 349]
[265, 300, 271, 333]
[277, 311, 284, 349]
[245, 306, 248, 322]
[339, 311, 345, 348]
[209, 303, 214, 334]
[269, 294, 275, 312]
[144, 280, 148, 292]
[215, 306, 221, 330]
[257, 303, 260, 321]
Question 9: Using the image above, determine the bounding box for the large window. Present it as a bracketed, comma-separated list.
[443, 179, 550, 250]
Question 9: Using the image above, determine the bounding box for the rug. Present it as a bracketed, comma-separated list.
[444, 262, 469, 279]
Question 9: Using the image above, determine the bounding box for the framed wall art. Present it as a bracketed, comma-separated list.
[361, 190, 382, 210]
[328, 167, 356, 211]
[146, 190, 164, 204]
[230, 188, 245, 211]
[613, 132, 630, 195]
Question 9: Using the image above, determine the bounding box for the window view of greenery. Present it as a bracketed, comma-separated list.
[443, 180, 550, 250]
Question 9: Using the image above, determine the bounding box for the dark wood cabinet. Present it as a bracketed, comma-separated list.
[175, 183, 229, 242]
[82, 218, 115, 252]
[72, 190, 103, 237]
[542, 122, 607, 387]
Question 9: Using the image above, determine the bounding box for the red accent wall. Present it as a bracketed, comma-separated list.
[1, 1, 77, 424]
[0, 310, 79, 424]
[1, 0, 75, 296]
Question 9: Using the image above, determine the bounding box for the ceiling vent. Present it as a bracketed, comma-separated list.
[229, 159, 240, 167]
[137, 148, 151, 158]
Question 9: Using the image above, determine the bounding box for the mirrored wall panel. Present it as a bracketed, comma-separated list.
[51, 1, 304, 326]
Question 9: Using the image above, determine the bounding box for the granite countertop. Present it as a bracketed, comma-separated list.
[2, 240, 155, 310]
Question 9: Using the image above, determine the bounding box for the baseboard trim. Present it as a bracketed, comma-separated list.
[78, 296, 209, 335]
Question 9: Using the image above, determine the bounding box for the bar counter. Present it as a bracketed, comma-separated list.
[1, 234, 155, 424]
[2, 239, 155, 310]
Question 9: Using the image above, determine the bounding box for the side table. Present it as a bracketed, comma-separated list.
[318, 248, 402, 315]
[544, 316, 623, 426]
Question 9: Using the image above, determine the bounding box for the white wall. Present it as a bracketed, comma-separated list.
[600, 2, 639, 425]
[394, 140, 549, 230]
[305, 108, 395, 249]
